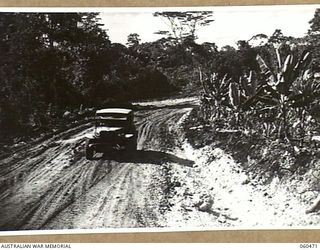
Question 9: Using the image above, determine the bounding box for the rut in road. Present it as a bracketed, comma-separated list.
[0, 104, 194, 230]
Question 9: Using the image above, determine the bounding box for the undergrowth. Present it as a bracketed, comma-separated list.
[183, 106, 320, 186]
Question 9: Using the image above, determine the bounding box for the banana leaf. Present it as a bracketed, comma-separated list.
[257, 96, 279, 106]
[241, 89, 263, 111]
[256, 54, 276, 83]
[229, 82, 241, 109]
[276, 48, 282, 70]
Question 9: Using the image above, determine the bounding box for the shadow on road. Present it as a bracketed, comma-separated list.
[94, 150, 195, 167]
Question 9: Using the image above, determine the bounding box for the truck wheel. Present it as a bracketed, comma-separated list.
[86, 146, 94, 160]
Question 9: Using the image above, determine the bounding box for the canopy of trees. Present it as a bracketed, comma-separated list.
[0, 13, 175, 142]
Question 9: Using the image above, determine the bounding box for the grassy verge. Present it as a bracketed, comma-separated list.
[183, 106, 320, 187]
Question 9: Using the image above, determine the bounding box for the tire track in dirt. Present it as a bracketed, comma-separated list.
[0, 99, 196, 230]
[43, 107, 193, 229]
[0, 123, 92, 192]
[136, 108, 189, 150]
[0, 124, 99, 230]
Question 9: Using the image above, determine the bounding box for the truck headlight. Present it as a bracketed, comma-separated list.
[125, 134, 134, 138]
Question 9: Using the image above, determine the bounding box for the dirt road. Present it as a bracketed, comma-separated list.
[0, 97, 318, 231]
[0, 97, 197, 230]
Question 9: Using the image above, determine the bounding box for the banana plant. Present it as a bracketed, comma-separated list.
[290, 71, 320, 108]
[290, 73, 320, 144]
[228, 81, 242, 126]
[228, 71, 264, 129]
[199, 68, 231, 119]
[256, 48, 313, 140]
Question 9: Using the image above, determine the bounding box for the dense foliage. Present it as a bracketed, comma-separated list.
[199, 31, 320, 147]
[0, 13, 176, 142]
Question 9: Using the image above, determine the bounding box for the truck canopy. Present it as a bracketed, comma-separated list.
[94, 108, 134, 127]
[96, 108, 132, 115]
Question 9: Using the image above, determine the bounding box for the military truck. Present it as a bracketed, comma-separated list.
[85, 108, 137, 160]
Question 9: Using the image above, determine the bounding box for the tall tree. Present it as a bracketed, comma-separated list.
[153, 11, 214, 45]
[0, 13, 46, 136]
[0, 12, 112, 139]
[309, 8, 320, 34]
[126, 33, 141, 47]
[268, 29, 287, 45]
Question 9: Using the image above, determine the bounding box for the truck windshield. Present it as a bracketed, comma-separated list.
[95, 111, 133, 127]
[96, 119, 129, 127]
